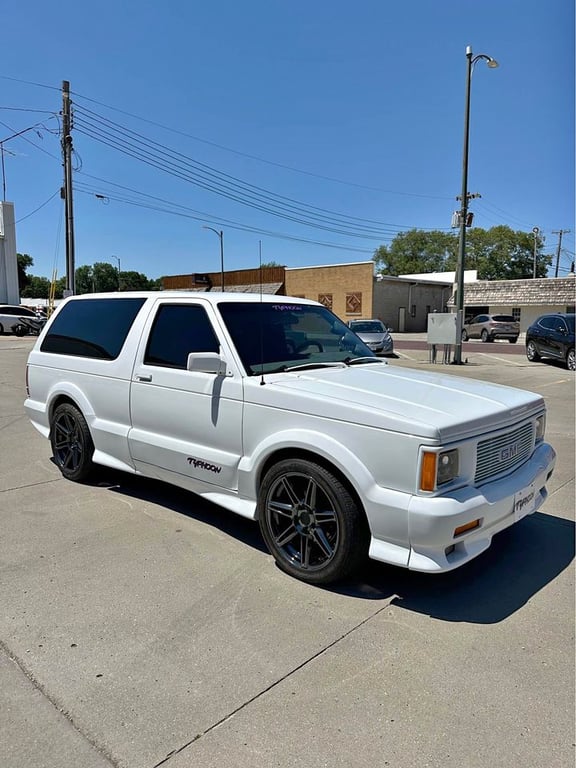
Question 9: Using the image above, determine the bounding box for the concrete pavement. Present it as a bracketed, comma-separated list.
[1, 334, 574, 768]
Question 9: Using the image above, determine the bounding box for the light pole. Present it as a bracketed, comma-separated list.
[111, 255, 121, 290]
[453, 46, 498, 365]
[532, 227, 540, 278]
[202, 226, 224, 290]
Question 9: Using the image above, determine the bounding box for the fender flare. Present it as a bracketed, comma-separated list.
[238, 428, 375, 503]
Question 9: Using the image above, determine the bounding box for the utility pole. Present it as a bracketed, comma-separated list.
[552, 229, 571, 278]
[62, 80, 76, 295]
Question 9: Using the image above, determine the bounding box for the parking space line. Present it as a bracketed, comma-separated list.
[475, 353, 526, 366]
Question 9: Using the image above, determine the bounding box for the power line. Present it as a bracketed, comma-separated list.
[73, 183, 377, 253]
[73, 104, 424, 235]
[70, 90, 452, 202]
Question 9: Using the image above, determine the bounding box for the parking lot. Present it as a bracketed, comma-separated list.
[1, 334, 574, 768]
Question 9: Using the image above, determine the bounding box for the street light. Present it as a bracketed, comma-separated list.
[453, 46, 498, 365]
[111, 255, 121, 290]
[202, 226, 224, 291]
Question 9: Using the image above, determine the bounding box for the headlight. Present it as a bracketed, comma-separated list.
[420, 449, 459, 491]
[437, 449, 459, 485]
[535, 414, 546, 443]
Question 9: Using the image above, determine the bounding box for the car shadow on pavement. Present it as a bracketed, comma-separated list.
[94, 470, 573, 624]
[337, 512, 574, 624]
[94, 468, 269, 554]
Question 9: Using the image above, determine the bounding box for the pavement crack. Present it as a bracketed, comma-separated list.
[0, 639, 120, 767]
[0, 477, 62, 493]
[151, 598, 394, 767]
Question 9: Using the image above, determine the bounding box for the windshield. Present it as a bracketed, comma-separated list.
[218, 301, 376, 375]
[349, 321, 385, 334]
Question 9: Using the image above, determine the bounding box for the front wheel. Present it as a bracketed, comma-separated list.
[50, 403, 95, 482]
[258, 459, 368, 584]
[508, 337, 518, 344]
[526, 340, 540, 362]
[567, 348, 575, 372]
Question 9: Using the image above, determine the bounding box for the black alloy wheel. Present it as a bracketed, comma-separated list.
[50, 403, 95, 482]
[258, 459, 368, 584]
[526, 340, 540, 362]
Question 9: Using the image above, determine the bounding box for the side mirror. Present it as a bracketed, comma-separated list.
[187, 352, 227, 375]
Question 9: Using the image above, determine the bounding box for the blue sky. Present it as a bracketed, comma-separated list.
[1, 0, 574, 282]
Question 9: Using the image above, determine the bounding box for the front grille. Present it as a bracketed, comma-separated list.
[475, 422, 534, 483]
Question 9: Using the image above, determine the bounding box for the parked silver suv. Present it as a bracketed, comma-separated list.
[462, 314, 520, 343]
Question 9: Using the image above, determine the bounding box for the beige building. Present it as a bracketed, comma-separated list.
[162, 263, 575, 333]
[285, 261, 374, 320]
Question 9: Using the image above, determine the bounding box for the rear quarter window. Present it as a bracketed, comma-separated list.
[40, 297, 146, 359]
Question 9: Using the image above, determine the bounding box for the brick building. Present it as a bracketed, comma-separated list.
[162, 264, 575, 332]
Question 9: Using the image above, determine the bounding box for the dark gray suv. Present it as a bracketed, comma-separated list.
[526, 313, 575, 371]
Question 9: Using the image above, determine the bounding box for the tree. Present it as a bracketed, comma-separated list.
[118, 270, 154, 291]
[373, 226, 551, 280]
[465, 226, 550, 279]
[260, 261, 284, 268]
[21, 275, 51, 299]
[373, 230, 457, 276]
[17, 253, 33, 294]
[75, 265, 94, 295]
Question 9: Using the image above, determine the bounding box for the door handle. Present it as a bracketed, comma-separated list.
[136, 374, 152, 382]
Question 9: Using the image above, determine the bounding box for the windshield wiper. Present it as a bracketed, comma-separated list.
[344, 357, 386, 366]
[283, 362, 347, 372]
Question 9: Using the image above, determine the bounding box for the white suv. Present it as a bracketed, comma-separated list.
[24, 292, 555, 585]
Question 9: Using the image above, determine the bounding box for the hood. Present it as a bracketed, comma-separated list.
[356, 331, 388, 342]
[248, 364, 544, 442]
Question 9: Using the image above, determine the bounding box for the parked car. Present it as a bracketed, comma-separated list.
[525, 313, 575, 371]
[0, 305, 46, 335]
[24, 292, 555, 585]
[347, 319, 393, 355]
[462, 314, 520, 343]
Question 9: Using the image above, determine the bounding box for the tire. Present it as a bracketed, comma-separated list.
[0, 323, 4, 334]
[526, 340, 540, 362]
[567, 348, 575, 372]
[50, 403, 95, 482]
[481, 329, 489, 343]
[461, 329, 468, 342]
[13, 324, 28, 337]
[258, 459, 368, 585]
[508, 337, 518, 344]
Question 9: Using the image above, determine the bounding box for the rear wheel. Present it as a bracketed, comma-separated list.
[461, 329, 468, 342]
[258, 459, 368, 584]
[526, 340, 540, 362]
[567, 348, 575, 372]
[50, 403, 95, 482]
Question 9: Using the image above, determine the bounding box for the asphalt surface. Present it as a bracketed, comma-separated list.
[1, 334, 574, 768]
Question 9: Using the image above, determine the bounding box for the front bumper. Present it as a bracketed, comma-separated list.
[368, 441, 556, 572]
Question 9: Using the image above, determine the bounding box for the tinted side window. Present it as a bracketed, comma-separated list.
[145, 304, 219, 369]
[539, 317, 555, 330]
[41, 298, 146, 359]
